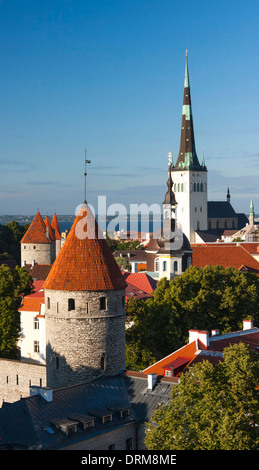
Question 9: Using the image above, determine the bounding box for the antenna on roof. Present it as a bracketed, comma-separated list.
[84, 149, 91, 204]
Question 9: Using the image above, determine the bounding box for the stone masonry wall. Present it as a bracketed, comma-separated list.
[45, 289, 126, 389]
[0, 358, 46, 405]
[21, 242, 53, 266]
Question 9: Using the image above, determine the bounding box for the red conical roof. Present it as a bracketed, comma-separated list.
[20, 211, 51, 244]
[44, 203, 127, 291]
[51, 213, 61, 240]
[44, 216, 55, 241]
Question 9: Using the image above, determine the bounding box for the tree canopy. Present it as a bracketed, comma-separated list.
[0, 264, 33, 358]
[145, 343, 259, 450]
[0, 221, 29, 265]
[126, 265, 259, 370]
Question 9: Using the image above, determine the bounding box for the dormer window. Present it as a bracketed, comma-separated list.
[51, 418, 78, 435]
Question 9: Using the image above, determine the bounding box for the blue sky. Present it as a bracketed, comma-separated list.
[0, 0, 259, 215]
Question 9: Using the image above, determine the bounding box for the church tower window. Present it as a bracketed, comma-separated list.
[173, 261, 178, 273]
[155, 258, 160, 272]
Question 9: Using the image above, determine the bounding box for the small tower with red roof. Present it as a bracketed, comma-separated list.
[44, 202, 127, 389]
[20, 211, 56, 267]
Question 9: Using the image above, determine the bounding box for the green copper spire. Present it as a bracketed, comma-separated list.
[175, 52, 205, 171]
[184, 50, 190, 88]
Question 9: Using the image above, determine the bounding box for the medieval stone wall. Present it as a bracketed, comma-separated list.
[45, 289, 126, 389]
[21, 242, 53, 266]
[0, 358, 46, 404]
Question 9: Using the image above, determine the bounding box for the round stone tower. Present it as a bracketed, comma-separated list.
[44, 203, 127, 389]
[20, 211, 54, 267]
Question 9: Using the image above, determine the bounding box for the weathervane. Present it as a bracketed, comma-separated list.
[84, 149, 91, 203]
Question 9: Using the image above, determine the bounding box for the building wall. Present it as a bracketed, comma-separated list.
[208, 217, 238, 230]
[0, 358, 46, 404]
[172, 169, 208, 242]
[45, 289, 126, 389]
[61, 422, 137, 451]
[19, 306, 46, 364]
[21, 242, 53, 266]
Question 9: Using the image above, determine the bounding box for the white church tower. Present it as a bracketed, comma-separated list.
[171, 52, 208, 243]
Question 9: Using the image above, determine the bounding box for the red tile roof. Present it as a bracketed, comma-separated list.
[51, 213, 61, 240]
[122, 272, 157, 294]
[44, 204, 127, 292]
[143, 326, 259, 377]
[125, 282, 152, 301]
[143, 341, 198, 377]
[20, 211, 52, 244]
[18, 297, 44, 312]
[191, 244, 259, 276]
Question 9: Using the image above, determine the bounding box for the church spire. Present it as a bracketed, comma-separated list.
[175, 52, 203, 170]
[249, 197, 255, 225]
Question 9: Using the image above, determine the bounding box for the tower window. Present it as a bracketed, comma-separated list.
[86, 302, 89, 314]
[173, 261, 178, 273]
[47, 297, 50, 309]
[197, 183, 200, 192]
[100, 297, 107, 311]
[68, 298, 75, 311]
[155, 258, 160, 272]
[200, 183, 203, 192]
[193, 183, 196, 192]
[34, 317, 39, 329]
[163, 261, 167, 271]
[34, 341, 40, 353]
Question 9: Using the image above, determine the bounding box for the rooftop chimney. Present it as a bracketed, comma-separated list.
[211, 329, 220, 336]
[147, 373, 157, 391]
[189, 329, 210, 348]
[243, 319, 253, 330]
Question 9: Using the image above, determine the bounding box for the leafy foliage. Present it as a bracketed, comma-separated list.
[145, 343, 259, 450]
[0, 221, 29, 265]
[126, 266, 259, 370]
[0, 264, 33, 358]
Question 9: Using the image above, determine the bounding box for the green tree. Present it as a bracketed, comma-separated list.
[145, 343, 259, 450]
[126, 266, 259, 370]
[0, 221, 29, 265]
[0, 264, 33, 358]
[114, 257, 132, 272]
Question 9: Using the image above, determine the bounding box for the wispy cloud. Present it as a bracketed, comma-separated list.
[0, 159, 37, 170]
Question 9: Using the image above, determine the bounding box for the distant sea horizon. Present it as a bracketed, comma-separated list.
[0, 214, 166, 234]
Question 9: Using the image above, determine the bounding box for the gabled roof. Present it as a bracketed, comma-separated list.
[191, 243, 259, 276]
[51, 213, 61, 240]
[143, 341, 198, 377]
[125, 282, 153, 301]
[143, 325, 259, 378]
[20, 211, 51, 244]
[207, 201, 238, 218]
[0, 376, 134, 449]
[44, 203, 127, 292]
[122, 272, 157, 294]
